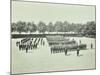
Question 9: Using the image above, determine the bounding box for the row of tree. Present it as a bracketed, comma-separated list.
[11, 21, 96, 37]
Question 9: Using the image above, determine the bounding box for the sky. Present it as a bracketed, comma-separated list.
[12, 1, 95, 24]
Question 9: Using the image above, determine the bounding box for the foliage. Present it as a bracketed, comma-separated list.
[28, 22, 37, 33]
[11, 21, 96, 37]
[47, 22, 54, 32]
[16, 21, 25, 33]
[83, 21, 96, 37]
[54, 21, 63, 32]
[38, 21, 47, 33]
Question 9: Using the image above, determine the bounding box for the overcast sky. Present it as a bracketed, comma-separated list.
[12, 1, 95, 24]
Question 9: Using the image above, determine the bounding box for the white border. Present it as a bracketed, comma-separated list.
[0, 0, 99, 75]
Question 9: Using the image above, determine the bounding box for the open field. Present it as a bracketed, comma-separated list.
[11, 37, 96, 74]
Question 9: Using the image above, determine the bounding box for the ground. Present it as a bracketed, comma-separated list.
[11, 37, 96, 74]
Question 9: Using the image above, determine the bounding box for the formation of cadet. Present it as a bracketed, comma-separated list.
[16, 37, 45, 53]
[50, 43, 79, 55]
[46, 36, 87, 56]
[16, 35, 87, 56]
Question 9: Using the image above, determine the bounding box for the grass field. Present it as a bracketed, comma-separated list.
[11, 37, 96, 74]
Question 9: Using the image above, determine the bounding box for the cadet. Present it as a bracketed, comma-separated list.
[65, 48, 68, 55]
[77, 48, 80, 56]
[91, 43, 93, 49]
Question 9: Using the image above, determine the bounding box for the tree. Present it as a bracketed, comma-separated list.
[38, 21, 47, 33]
[83, 21, 96, 37]
[47, 22, 54, 32]
[62, 21, 70, 32]
[23, 22, 28, 33]
[54, 21, 63, 32]
[22, 22, 28, 33]
[27, 22, 32, 33]
[11, 22, 17, 32]
[88, 21, 95, 34]
[28, 22, 37, 33]
[31, 22, 37, 32]
[16, 21, 25, 33]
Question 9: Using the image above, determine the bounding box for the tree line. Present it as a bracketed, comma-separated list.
[11, 21, 96, 37]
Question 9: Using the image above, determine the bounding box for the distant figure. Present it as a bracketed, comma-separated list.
[51, 48, 53, 54]
[77, 48, 80, 56]
[91, 43, 93, 49]
[19, 45, 22, 50]
[72, 38, 74, 41]
[26, 47, 28, 53]
[43, 40, 45, 46]
[41, 38, 43, 45]
[16, 41, 20, 47]
[65, 49, 68, 55]
[79, 40, 81, 44]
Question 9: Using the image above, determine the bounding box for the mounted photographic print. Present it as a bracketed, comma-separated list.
[11, 0, 96, 74]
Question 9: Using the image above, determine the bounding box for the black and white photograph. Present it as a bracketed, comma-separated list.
[11, 0, 96, 74]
